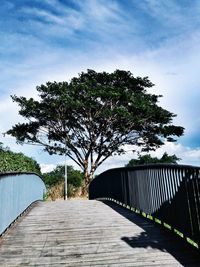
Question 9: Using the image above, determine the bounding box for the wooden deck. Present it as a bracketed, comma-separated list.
[0, 200, 199, 266]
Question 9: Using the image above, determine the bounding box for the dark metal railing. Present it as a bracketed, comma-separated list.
[89, 164, 200, 248]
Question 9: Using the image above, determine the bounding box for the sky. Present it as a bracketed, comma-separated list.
[1, 0, 200, 173]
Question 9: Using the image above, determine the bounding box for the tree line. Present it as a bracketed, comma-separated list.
[0, 142, 180, 199]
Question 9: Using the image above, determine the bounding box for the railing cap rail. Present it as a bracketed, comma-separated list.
[124, 163, 200, 170]
[93, 163, 200, 181]
[0, 171, 44, 181]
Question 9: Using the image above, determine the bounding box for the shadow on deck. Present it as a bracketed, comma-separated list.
[102, 200, 200, 267]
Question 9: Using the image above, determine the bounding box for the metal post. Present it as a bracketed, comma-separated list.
[64, 153, 67, 200]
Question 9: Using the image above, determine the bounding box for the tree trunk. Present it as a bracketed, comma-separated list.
[82, 172, 94, 197]
[81, 160, 96, 197]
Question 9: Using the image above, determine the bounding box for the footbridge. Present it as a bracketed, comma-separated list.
[0, 165, 200, 266]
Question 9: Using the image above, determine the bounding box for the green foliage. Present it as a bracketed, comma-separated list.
[0, 142, 41, 174]
[43, 165, 83, 199]
[43, 165, 83, 188]
[7, 69, 184, 188]
[125, 152, 180, 167]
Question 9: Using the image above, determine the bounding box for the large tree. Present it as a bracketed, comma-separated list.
[7, 69, 184, 192]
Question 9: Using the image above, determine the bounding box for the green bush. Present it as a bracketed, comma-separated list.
[43, 165, 83, 199]
[43, 165, 83, 187]
[0, 142, 41, 174]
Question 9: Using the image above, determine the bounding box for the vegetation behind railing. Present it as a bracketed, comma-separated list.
[89, 164, 200, 249]
[0, 172, 46, 235]
[0, 143, 41, 175]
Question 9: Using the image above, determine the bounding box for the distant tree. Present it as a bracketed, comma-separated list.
[125, 152, 180, 167]
[7, 69, 184, 192]
[159, 152, 180, 164]
[43, 165, 83, 188]
[0, 142, 41, 174]
[43, 165, 83, 198]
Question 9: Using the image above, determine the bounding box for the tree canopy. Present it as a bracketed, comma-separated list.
[125, 152, 181, 167]
[7, 69, 184, 190]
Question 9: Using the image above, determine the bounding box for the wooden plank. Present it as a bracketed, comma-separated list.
[0, 199, 199, 266]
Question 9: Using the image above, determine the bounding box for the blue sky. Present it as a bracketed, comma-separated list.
[1, 0, 200, 172]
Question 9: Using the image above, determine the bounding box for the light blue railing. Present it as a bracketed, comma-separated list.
[0, 172, 46, 235]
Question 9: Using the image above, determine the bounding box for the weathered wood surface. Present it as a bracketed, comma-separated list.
[0, 200, 199, 266]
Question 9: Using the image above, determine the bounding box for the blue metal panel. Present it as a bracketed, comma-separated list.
[0, 173, 46, 235]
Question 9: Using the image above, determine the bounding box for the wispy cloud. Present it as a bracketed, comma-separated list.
[79, 0, 121, 21]
[21, 7, 67, 25]
[138, 0, 200, 32]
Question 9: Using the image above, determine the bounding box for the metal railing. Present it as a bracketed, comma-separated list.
[0, 172, 46, 235]
[89, 164, 200, 248]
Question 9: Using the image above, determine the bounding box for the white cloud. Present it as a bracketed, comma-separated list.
[40, 163, 56, 173]
[97, 142, 200, 174]
[108, 29, 200, 134]
[150, 142, 200, 166]
[40, 157, 83, 174]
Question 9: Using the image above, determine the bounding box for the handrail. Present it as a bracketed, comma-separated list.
[0, 172, 46, 235]
[89, 164, 200, 248]
[0, 171, 44, 180]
